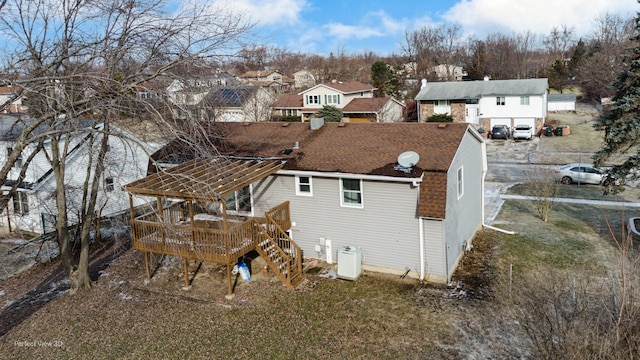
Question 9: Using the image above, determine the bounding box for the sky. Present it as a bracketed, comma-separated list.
[212, 0, 638, 56]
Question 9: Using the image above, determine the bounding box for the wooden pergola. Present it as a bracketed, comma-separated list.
[123, 157, 291, 295]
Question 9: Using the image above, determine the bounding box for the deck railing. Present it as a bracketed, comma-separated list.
[131, 216, 257, 264]
[130, 201, 294, 269]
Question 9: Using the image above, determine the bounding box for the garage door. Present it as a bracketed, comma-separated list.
[513, 118, 535, 130]
[490, 118, 511, 128]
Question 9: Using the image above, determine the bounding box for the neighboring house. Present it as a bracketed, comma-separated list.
[198, 86, 274, 122]
[548, 93, 576, 112]
[415, 78, 548, 133]
[272, 94, 304, 120]
[292, 70, 316, 89]
[341, 97, 405, 123]
[429, 64, 467, 81]
[0, 86, 28, 114]
[0, 118, 154, 234]
[240, 70, 292, 94]
[166, 73, 240, 107]
[273, 80, 405, 123]
[135, 120, 486, 284]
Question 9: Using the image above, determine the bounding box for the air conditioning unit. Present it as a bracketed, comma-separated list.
[337, 245, 362, 280]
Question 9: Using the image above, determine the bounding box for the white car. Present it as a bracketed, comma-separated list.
[554, 163, 605, 185]
[512, 124, 533, 140]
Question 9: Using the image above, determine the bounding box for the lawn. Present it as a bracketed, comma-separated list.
[2, 187, 635, 359]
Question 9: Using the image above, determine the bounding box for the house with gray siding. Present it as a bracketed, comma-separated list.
[141, 120, 486, 283]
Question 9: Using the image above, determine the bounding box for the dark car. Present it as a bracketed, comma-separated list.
[491, 125, 510, 139]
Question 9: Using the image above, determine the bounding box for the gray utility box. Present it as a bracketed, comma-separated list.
[337, 246, 362, 280]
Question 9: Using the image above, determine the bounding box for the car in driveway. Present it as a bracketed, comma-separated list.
[490, 125, 510, 139]
[512, 124, 533, 140]
[554, 163, 605, 185]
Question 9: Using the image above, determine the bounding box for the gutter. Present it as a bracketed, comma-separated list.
[276, 169, 423, 184]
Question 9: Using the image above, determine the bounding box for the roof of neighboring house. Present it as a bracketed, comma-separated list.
[415, 78, 549, 101]
[301, 81, 377, 95]
[205, 86, 258, 107]
[150, 122, 478, 219]
[341, 97, 401, 113]
[273, 94, 303, 108]
[241, 70, 280, 78]
[548, 93, 577, 102]
[0, 86, 21, 95]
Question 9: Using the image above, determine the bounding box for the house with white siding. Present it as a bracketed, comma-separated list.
[135, 120, 486, 284]
[0, 118, 154, 234]
[272, 80, 405, 123]
[415, 78, 548, 134]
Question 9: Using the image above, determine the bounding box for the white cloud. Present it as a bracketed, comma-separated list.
[443, 0, 636, 38]
[211, 0, 308, 27]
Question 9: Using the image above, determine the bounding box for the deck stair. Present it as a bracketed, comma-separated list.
[254, 215, 305, 289]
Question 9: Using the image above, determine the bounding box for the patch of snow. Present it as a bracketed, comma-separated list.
[0, 290, 5, 296]
[119, 292, 133, 300]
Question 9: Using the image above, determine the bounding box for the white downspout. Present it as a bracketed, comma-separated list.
[419, 217, 425, 281]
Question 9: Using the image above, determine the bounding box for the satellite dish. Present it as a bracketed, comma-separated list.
[397, 151, 420, 168]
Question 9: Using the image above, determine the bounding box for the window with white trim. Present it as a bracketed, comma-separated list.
[225, 185, 252, 214]
[282, 109, 298, 116]
[341, 178, 363, 208]
[496, 96, 505, 106]
[325, 94, 340, 105]
[295, 176, 313, 196]
[520, 96, 530, 105]
[306, 95, 320, 105]
[457, 167, 464, 199]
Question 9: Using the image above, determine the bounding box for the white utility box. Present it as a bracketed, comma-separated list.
[337, 245, 362, 280]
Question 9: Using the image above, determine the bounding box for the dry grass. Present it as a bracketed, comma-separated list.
[3, 109, 640, 358]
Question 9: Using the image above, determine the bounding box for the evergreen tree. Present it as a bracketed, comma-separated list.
[315, 105, 343, 122]
[593, 8, 640, 194]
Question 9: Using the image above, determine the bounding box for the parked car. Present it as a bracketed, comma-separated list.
[554, 163, 605, 185]
[490, 125, 510, 139]
[512, 124, 533, 140]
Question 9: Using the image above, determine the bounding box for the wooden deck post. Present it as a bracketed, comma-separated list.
[144, 252, 151, 279]
[183, 258, 190, 290]
[226, 263, 233, 296]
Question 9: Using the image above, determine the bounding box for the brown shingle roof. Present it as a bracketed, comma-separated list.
[419, 172, 448, 218]
[320, 81, 376, 93]
[152, 121, 476, 219]
[273, 94, 303, 108]
[206, 122, 468, 176]
[341, 97, 392, 113]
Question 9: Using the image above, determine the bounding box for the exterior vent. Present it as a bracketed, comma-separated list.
[337, 123, 346, 127]
[281, 122, 290, 127]
[438, 123, 447, 128]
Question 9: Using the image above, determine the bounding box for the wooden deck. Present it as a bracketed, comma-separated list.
[130, 201, 304, 293]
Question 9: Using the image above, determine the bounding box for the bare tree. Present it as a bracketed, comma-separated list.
[523, 166, 560, 222]
[0, 0, 251, 291]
